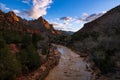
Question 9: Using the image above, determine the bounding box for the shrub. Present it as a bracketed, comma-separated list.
[42, 46, 48, 55]
[21, 34, 32, 47]
[17, 44, 42, 73]
[32, 34, 44, 47]
[3, 31, 22, 44]
[0, 37, 6, 49]
[0, 47, 22, 80]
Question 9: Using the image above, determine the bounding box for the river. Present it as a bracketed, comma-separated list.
[45, 45, 92, 80]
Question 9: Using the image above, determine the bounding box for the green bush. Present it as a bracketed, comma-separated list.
[0, 29, 47, 78]
[0, 47, 22, 80]
[21, 34, 32, 47]
[91, 37, 116, 73]
[42, 47, 48, 55]
[17, 44, 42, 72]
[93, 52, 115, 73]
[32, 34, 44, 47]
[3, 31, 22, 44]
[72, 29, 118, 74]
[0, 37, 6, 49]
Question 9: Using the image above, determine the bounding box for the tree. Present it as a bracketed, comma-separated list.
[0, 47, 22, 80]
[18, 44, 42, 72]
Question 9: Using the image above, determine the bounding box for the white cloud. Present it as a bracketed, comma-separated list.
[84, 13, 105, 22]
[51, 22, 65, 27]
[22, 0, 31, 4]
[0, 3, 10, 11]
[75, 12, 106, 23]
[13, 10, 20, 14]
[101, 11, 107, 14]
[50, 21, 73, 31]
[13, 0, 53, 19]
[50, 11, 106, 31]
[27, 0, 53, 19]
[50, 17, 83, 31]
[60, 17, 72, 21]
[59, 16, 75, 26]
[82, 13, 89, 17]
[0, 2, 22, 17]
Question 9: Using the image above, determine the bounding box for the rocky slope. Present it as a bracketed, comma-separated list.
[0, 10, 60, 35]
[70, 5, 120, 79]
[0, 10, 61, 52]
[16, 45, 60, 80]
[0, 10, 61, 80]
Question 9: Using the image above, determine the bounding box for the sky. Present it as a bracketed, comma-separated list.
[0, 0, 120, 32]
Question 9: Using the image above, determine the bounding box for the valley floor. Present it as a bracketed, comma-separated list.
[45, 45, 92, 80]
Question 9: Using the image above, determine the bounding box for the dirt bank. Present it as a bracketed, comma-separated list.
[16, 45, 60, 80]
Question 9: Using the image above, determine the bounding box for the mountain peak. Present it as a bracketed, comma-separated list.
[0, 10, 60, 35]
[38, 16, 44, 21]
[8, 11, 16, 15]
[7, 11, 19, 22]
[36, 16, 52, 29]
[0, 10, 3, 14]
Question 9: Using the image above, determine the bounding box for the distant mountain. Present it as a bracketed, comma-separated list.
[58, 30, 74, 35]
[70, 5, 120, 79]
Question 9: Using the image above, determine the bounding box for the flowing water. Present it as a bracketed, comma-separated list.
[45, 45, 92, 80]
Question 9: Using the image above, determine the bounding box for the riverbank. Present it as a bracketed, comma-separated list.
[45, 45, 92, 80]
[67, 46, 109, 80]
[16, 45, 60, 80]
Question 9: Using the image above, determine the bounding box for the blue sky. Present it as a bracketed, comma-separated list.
[0, 0, 120, 32]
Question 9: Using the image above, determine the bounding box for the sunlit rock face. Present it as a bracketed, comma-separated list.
[0, 10, 61, 35]
[6, 11, 19, 22]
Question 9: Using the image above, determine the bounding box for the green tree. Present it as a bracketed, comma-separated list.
[18, 44, 42, 72]
[0, 37, 6, 49]
[0, 47, 22, 80]
[21, 34, 32, 47]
